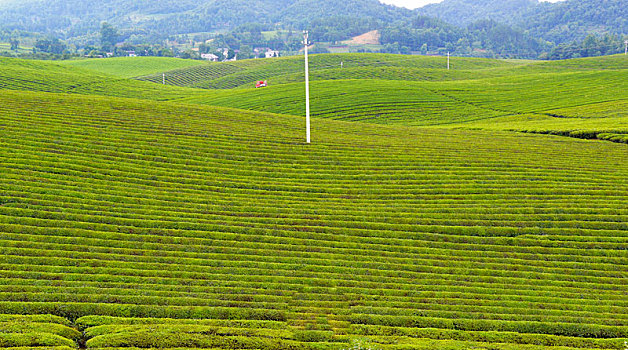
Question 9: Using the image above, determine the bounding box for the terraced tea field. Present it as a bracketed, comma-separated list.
[135, 53, 521, 89]
[180, 69, 627, 139]
[0, 57, 206, 101]
[59, 57, 206, 79]
[127, 53, 628, 142]
[0, 54, 627, 349]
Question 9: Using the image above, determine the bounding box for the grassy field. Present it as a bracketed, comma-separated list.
[0, 54, 626, 349]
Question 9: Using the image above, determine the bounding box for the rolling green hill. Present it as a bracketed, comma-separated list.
[1, 88, 627, 349]
[137, 54, 628, 90]
[1, 54, 626, 141]
[0, 57, 205, 101]
[418, 0, 627, 44]
[161, 54, 627, 141]
[58, 57, 207, 79]
[137, 53, 522, 89]
[0, 54, 626, 349]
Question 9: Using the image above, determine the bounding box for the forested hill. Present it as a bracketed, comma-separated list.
[0, 0, 412, 39]
[418, 0, 538, 27]
[418, 0, 628, 44]
[0, 0, 625, 60]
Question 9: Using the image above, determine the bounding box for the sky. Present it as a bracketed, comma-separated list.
[379, 0, 566, 10]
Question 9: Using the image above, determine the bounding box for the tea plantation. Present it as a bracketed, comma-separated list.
[0, 54, 626, 349]
[59, 57, 206, 79]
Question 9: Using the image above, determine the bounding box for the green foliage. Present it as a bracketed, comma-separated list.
[523, 0, 627, 44]
[0, 315, 70, 326]
[343, 338, 381, 350]
[549, 34, 628, 60]
[0, 323, 80, 341]
[9, 38, 19, 51]
[381, 17, 549, 58]
[0, 302, 286, 324]
[419, 0, 627, 44]
[294, 330, 335, 343]
[352, 326, 626, 349]
[34, 38, 67, 55]
[0, 333, 76, 348]
[418, 0, 538, 28]
[100, 23, 119, 52]
[74, 316, 286, 331]
[0, 0, 623, 59]
[349, 316, 628, 338]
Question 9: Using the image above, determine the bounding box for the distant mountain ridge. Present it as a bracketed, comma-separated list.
[0, 0, 412, 39]
[418, 0, 627, 43]
[419, 0, 538, 27]
[0, 0, 625, 59]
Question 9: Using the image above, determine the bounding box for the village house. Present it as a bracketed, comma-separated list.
[265, 49, 279, 58]
[201, 53, 219, 61]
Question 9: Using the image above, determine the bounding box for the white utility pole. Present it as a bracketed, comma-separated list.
[163, 73, 165, 85]
[625, 40, 628, 55]
[447, 52, 450, 70]
[303, 31, 311, 144]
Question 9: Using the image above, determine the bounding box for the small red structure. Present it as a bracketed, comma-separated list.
[255, 80, 267, 88]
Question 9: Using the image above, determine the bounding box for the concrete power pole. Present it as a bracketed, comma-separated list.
[625, 40, 628, 55]
[447, 52, 450, 70]
[303, 31, 311, 144]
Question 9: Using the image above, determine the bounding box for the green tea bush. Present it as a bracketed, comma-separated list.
[294, 330, 335, 343]
[0, 333, 76, 348]
[0, 322, 81, 341]
[0, 302, 286, 323]
[0, 315, 70, 326]
[598, 133, 628, 143]
[75, 315, 286, 331]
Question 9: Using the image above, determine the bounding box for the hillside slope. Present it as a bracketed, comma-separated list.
[419, 0, 627, 43]
[0, 88, 627, 349]
[136, 53, 522, 89]
[3, 54, 624, 142]
[418, 0, 538, 27]
[58, 57, 206, 79]
[0, 0, 411, 39]
[164, 54, 627, 141]
[0, 57, 204, 101]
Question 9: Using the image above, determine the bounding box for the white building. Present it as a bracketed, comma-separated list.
[265, 50, 279, 58]
[201, 53, 219, 61]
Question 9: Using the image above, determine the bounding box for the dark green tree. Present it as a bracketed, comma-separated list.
[100, 22, 119, 52]
[9, 38, 19, 51]
[35, 38, 67, 54]
[238, 45, 253, 59]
